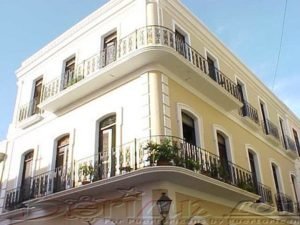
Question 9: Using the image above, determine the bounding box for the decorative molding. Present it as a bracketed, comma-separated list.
[161, 74, 171, 135]
[17, 0, 137, 77]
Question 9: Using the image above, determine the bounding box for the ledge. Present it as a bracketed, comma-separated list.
[21, 166, 260, 207]
[39, 45, 242, 113]
[17, 114, 43, 129]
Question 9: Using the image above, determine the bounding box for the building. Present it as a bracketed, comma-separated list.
[0, 0, 299, 224]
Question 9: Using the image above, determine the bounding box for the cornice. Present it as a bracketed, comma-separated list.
[161, 0, 300, 125]
[16, 0, 137, 77]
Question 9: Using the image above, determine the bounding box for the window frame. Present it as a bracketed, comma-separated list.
[177, 103, 203, 148]
[270, 161, 284, 194]
[258, 97, 270, 134]
[213, 125, 234, 163]
[61, 54, 76, 89]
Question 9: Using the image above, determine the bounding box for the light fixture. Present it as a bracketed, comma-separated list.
[156, 192, 172, 225]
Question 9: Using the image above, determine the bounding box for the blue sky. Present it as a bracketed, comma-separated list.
[0, 0, 299, 140]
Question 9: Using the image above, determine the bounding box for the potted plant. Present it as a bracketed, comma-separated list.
[79, 162, 94, 185]
[218, 162, 231, 182]
[185, 158, 200, 171]
[119, 165, 132, 173]
[145, 138, 179, 166]
[237, 179, 255, 192]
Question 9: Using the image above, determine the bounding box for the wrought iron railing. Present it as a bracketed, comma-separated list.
[295, 202, 300, 215]
[239, 101, 260, 125]
[40, 25, 242, 103]
[18, 99, 43, 122]
[275, 192, 296, 213]
[262, 119, 280, 141]
[4, 166, 70, 210]
[256, 182, 273, 204]
[4, 187, 22, 210]
[284, 135, 298, 153]
[4, 135, 272, 211]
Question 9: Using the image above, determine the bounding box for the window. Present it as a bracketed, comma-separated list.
[21, 151, 34, 201]
[279, 118, 287, 149]
[63, 56, 76, 89]
[272, 163, 281, 194]
[54, 135, 69, 192]
[175, 30, 186, 57]
[291, 174, 299, 203]
[206, 55, 217, 81]
[237, 80, 246, 104]
[293, 129, 300, 156]
[259, 100, 268, 134]
[32, 77, 43, 115]
[237, 79, 248, 117]
[217, 132, 231, 181]
[103, 32, 117, 66]
[182, 112, 196, 146]
[98, 114, 116, 179]
[248, 151, 260, 191]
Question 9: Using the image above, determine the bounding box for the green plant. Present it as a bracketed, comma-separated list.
[120, 165, 132, 173]
[79, 162, 94, 181]
[185, 158, 200, 171]
[209, 162, 219, 178]
[218, 163, 231, 181]
[145, 138, 179, 165]
[237, 179, 255, 192]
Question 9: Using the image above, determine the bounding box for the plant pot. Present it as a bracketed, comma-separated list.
[157, 158, 172, 166]
[81, 180, 91, 185]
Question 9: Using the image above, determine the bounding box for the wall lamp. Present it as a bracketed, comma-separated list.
[156, 192, 172, 225]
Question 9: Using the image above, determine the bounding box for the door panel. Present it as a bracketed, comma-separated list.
[21, 152, 33, 201]
[99, 116, 116, 179]
[54, 135, 69, 192]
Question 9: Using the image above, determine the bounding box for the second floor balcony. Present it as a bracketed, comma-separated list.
[4, 135, 272, 212]
[38, 25, 243, 113]
[275, 192, 299, 215]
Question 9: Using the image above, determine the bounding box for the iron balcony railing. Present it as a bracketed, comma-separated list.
[256, 182, 273, 205]
[262, 119, 280, 141]
[4, 135, 272, 211]
[284, 135, 298, 153]
[295, 202, 300, 215]
[40, 25, 242, 103]
[4, 166, 70, 210]
[30, 166, 71, 197]
[275, 192, 297, 214]
[18, 99, 43, 122]
[239, 101, 260, 125]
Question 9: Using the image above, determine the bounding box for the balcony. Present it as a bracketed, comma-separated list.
[238, 101, 260, 129]
[256, 182, 273, 205]
[39, 25, 242, 113]
[275, 192, 298, 214]
[17, 99, 43, 128]
[284, 135, 299, 158]
[4, 135, 272, 211]
[262, 119, 280, 145]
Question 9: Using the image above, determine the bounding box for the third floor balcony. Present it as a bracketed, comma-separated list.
[238, 101, 260, 129]
[262, 119, 280, 145]
[38, 25, 243, 113]
[283, 135, 299, 158]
